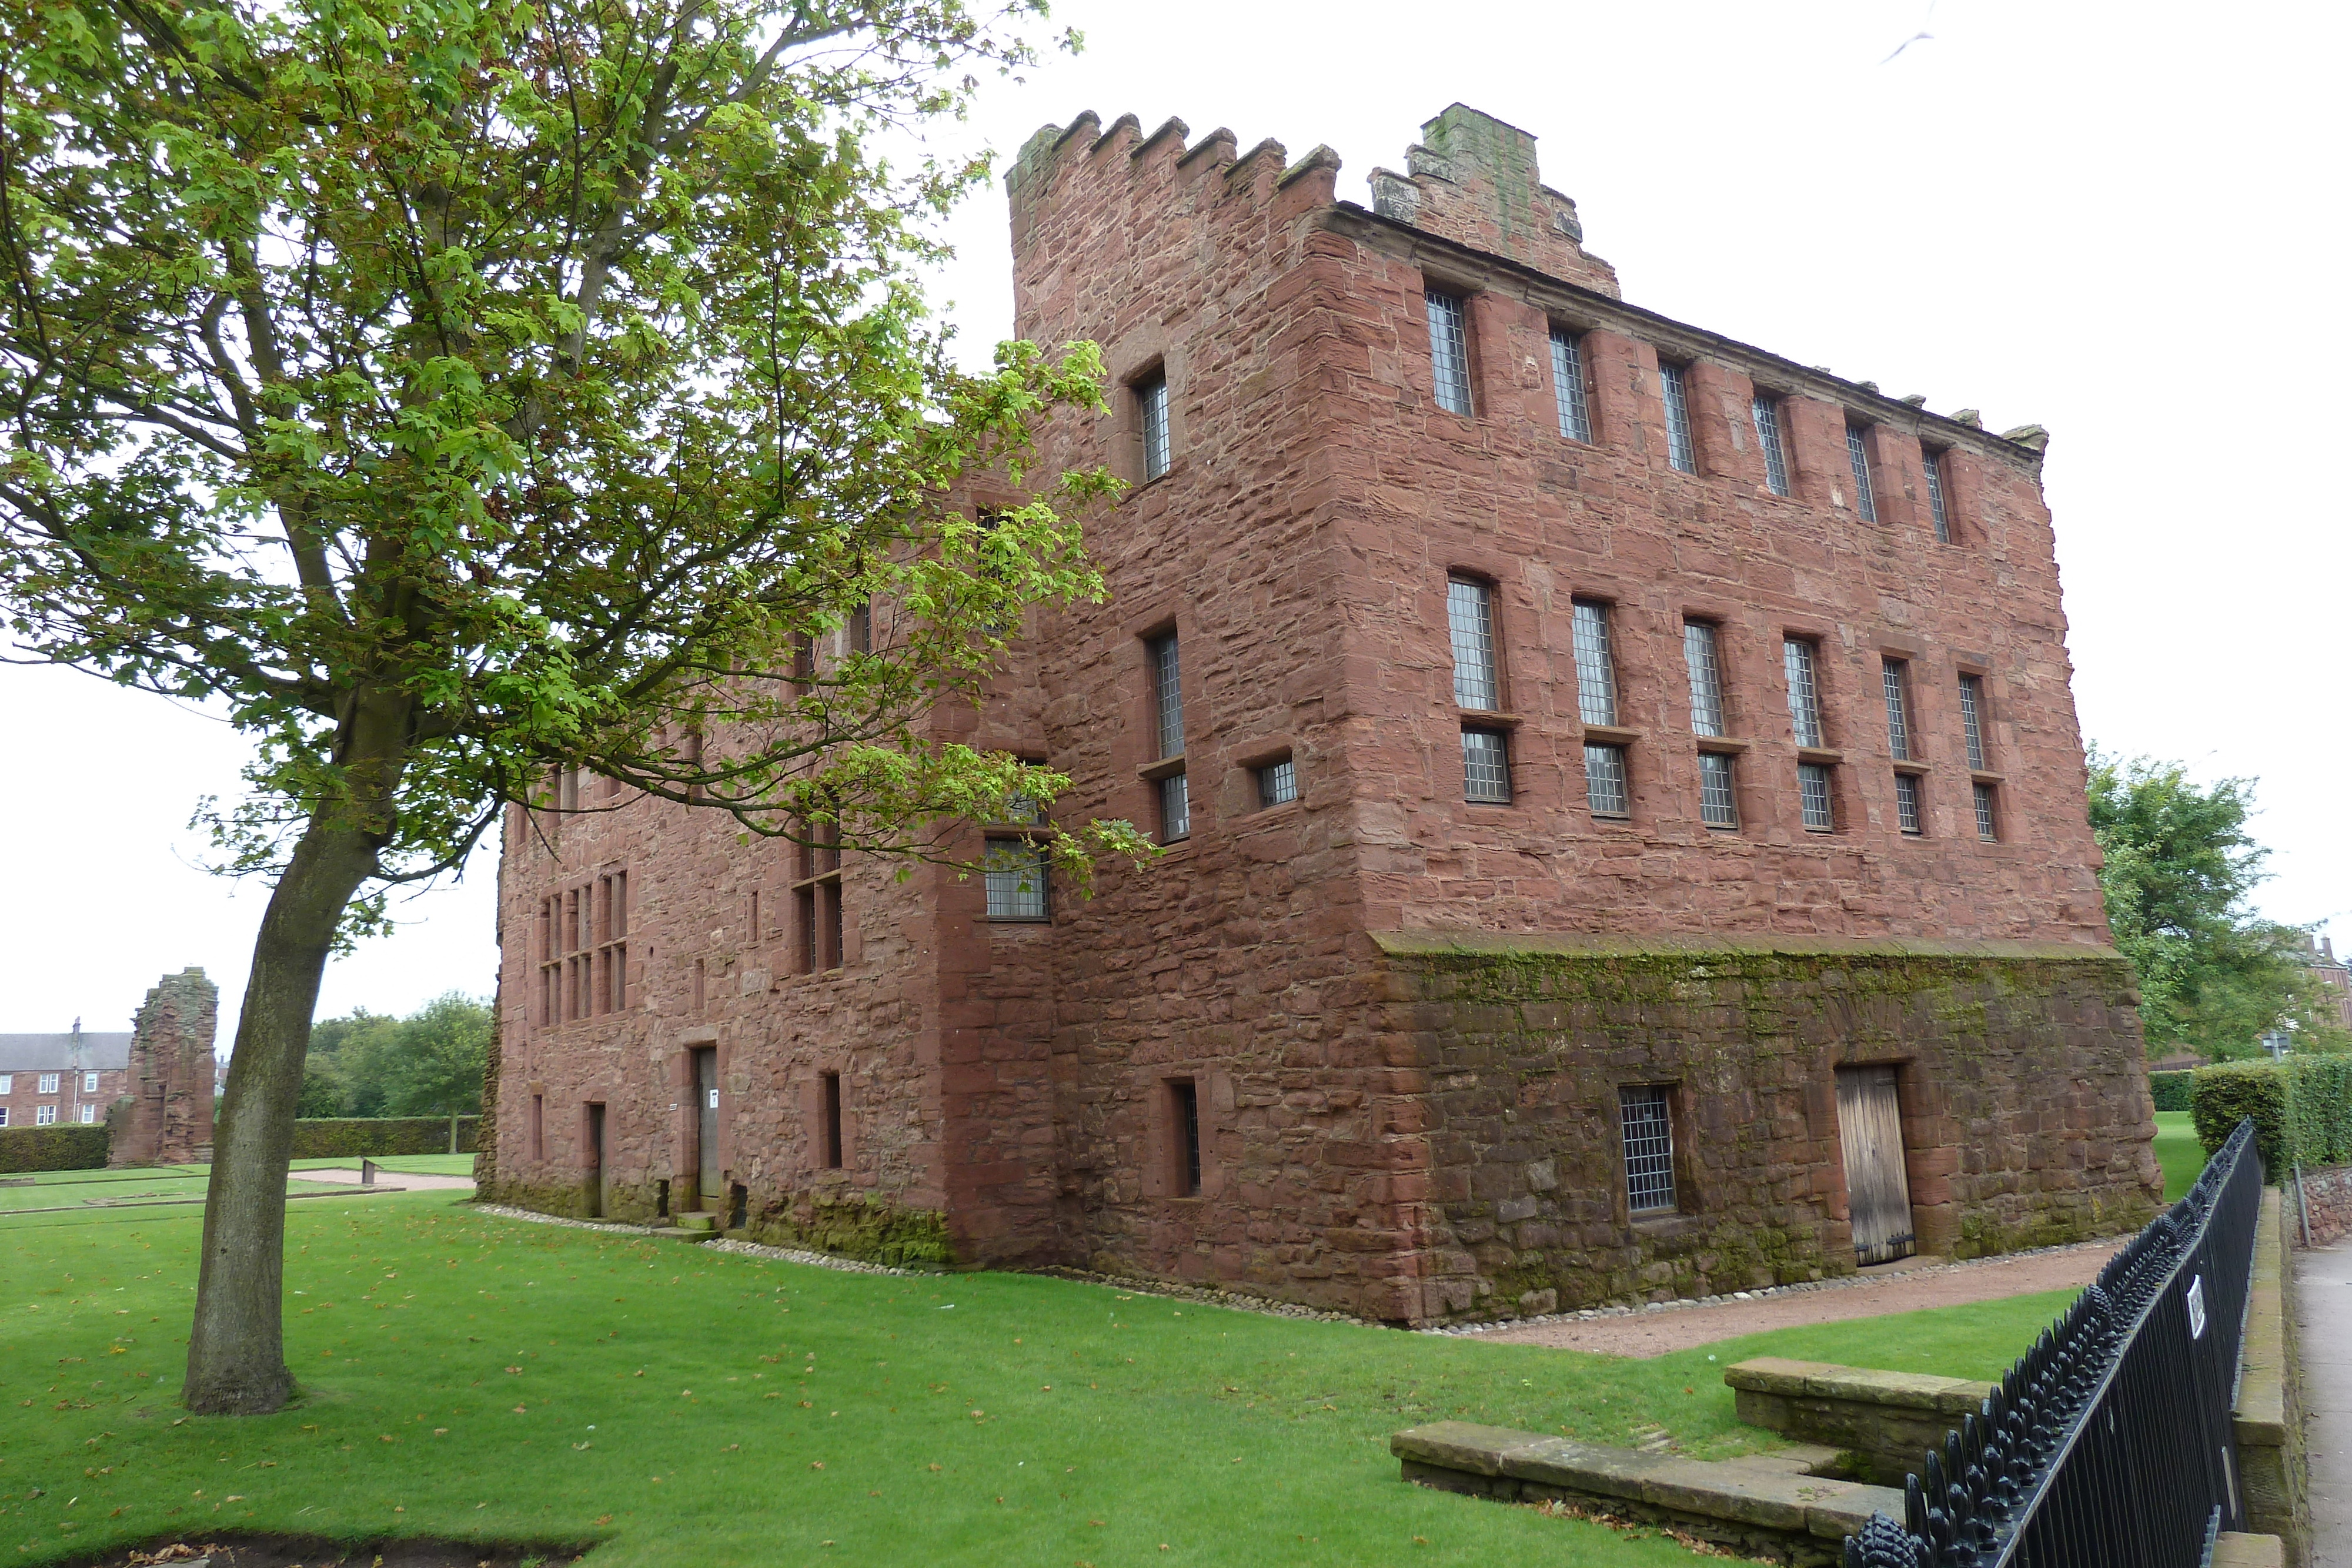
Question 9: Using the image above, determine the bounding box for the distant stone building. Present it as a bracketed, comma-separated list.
[108, 968, 219, 1166]
[2307, 935, 2352, 1034]
[488, 105, 2161, 1322]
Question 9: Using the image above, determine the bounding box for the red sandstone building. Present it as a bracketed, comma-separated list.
[489, 105, 2161, 1322]
[0, 1028, 128, 1129]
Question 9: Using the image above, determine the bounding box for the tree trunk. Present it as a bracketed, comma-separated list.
[182, 812, 380, 1415]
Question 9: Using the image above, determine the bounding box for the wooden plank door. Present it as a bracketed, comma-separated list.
[1836, 1065, 1916, 1265]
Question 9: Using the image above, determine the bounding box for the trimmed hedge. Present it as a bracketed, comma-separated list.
[2191, 1056, 2352, 1177]
[2149, 1071, 2195, 1113]
[290, 1116, 479, 1159]
[0, 1124, 111, 1174]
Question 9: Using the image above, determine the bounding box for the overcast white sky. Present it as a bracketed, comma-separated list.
[4, 0, 2345, 1047]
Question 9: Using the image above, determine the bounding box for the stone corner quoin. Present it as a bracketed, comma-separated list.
[485, 102, 2163, 1326]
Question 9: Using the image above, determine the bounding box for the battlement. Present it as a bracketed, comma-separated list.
[1366, 103, 1619, 296]
[1006, 109, 1342, 257]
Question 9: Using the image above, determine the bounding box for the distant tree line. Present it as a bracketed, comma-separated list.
[2089, 750, 2347, 1062]
[299, 994, 490, 1121]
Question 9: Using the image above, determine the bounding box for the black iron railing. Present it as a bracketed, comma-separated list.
[1845, 1116, 2263, 1567]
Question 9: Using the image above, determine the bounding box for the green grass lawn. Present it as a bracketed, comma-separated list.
[0, 1193, 2083, 1567]
[2155, 1111, 2207, 1202]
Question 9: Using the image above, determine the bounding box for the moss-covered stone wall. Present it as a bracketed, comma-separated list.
[1376, 933, 2163, 1323]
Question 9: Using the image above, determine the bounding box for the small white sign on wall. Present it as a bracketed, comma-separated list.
[2186, 1273, 2207, 1339]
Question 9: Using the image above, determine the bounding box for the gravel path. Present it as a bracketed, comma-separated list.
[1476, 1241, 2124, 1358]
[301, 1166, 477, 1191]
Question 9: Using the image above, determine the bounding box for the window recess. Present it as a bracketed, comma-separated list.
[1425, 289, 1473, 416]
[1659, 362, 1698, 474]
[1551, 327, 1593, 443]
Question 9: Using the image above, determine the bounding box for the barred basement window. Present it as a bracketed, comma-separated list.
[1551, 327, 1593, 442]
[1660, 362, 1697, 473]
[1882, 659, 1912, 761]
[1974, 781, 2000, 842]
[1846, 424, 1879, 522]
[1959, 674, 1988, 770]
[1752, 395, 1791, 496]
[1895, 773, 1923, 835]
[1426, 289, 1472, 416]
[1257, 757, 1298, 808]
[1137, 370, 1171, 481]
[1783, 638, 1825, 748]
[1683, 620, 1726, 737]
[1800, 762, 1836, 832]
[1585, 744, 1630, 818]
[1698, 751, 1738, 828]
[1447, 577, 1499, 710]
[1463, 728, 1512, 803]
[1572, 600, 1619, 726]
[1619, 1085, 1678, 1214]
[983, 840, 1050, 921]
[1923, 449, 1952, 542]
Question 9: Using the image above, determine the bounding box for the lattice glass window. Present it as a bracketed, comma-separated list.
[1846, 425, 1878, 522]
[1138, 372, 1171, 481]
[1660, 362, 1697, 473]
[1684, 621, 1725, 737]
[1257, 758, 1298, 808]
[1619, 1085, 1677, 1214]
[1959, 675, 1987, 770]
[1699, 751, 1738, 828]
[1551, 327, 1593, 442]
[1585, 743, 1630, 817]
[1158, 771, 1190, 843]
[1895, 773, 1923, 835]
[1752, 395, 1790, 496]
[1463, 728, 1511, 803]
[1882, 659, 1912, 761]
[984, 840, 1050, 920]
[1974, 781, 1999, 842]
[1447, 577, 1499, 710]
[1800, 761, 1835, 831]
[1783, 638, 1824, 748]
[1923, 449, 1950, 542]
[1572, 600, 1618, 726]
[1426, 290, 1472, 416]
[1149, 633, 1184, 759]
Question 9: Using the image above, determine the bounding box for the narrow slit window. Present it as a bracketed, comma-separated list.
[1447, 577, 1499, 710]
[1752, 395, 1790, 496]
[1551, 327, 1593, 442]
[1171, 1079, 1202, 1197]
[1846, 425, 1878, 522]
[1660, 362, 1697, 473]
[1138, 372, 1171, 481]
[820, 1072, 844, 1168]
[1959, 675, 1987, 770]
[1572, 600, 1618, 727]
[1974, 781, 2000, 842]
[1799, 761, 1836, 832]
[848, 600, 872, 656]
[1895, 773, 1923, 835]
[983, 840, 1050, 921]
[1683, 621, 1725, 738]
[1585, 743, 1630, 818]
[1462, 729, 1511, 804]
[1257, 757, 1298, 808]
[1882, 660, 1912, 761]
[1619, 1085, 1678, 1215]
[1149, 634, 1184, 760]
[1698, 751, 1738, 828]
[1923, 449, 1951, 542]
[1426, 290, 1472, 416]
[1783, 638, 1825, 748]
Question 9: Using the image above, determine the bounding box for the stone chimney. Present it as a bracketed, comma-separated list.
[1367, 104, 1619, 296]
[108, 968, 218, 1168]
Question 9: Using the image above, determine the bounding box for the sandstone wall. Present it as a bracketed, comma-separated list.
[108, 968, 216, 1167]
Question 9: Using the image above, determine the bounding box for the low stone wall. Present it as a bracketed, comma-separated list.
[2288, 1165, 2352, 1247]
[1724, 1358, 1992, 1486]
[1392, 1420, 1897, 1567]
[2236, 1188, 2310, 1565]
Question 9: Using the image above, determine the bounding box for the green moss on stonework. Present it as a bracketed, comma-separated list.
[746, 1190, 951, 1269]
